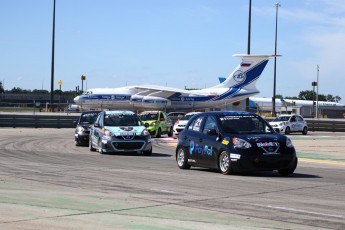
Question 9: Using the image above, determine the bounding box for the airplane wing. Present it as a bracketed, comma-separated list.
[130, 84, 206, 98]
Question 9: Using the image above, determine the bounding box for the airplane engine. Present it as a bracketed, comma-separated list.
[130, 95, 171, 108]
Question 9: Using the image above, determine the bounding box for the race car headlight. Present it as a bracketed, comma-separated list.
[103, 129, 114, 137]
[232, 138, 252, 149]
[286, 137, 294, 148]
[141, 129, 150, 136]
[77, 126, 85, 133]
[150, 122, 156, 126]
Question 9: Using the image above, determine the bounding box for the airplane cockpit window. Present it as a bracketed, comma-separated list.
[83, 91, 92, 95]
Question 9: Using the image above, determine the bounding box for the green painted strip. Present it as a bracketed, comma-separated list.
[297, 152, 345, 162]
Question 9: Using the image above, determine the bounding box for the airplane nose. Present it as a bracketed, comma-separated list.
[73, 96, 80, 104]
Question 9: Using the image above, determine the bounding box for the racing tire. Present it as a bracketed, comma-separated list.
[278, 158, 298, 177]
[218, 151, 233, 175]
[89, 137, 96, 152]
[168, 127, 173, 137]
[176, 147, 191, 169]
[143, 147, 152, 156]
[98, 139, 105, 154]
[156, 128, 162, 138]
[285, 126, 291, 135]
[302, 127, 308, 135]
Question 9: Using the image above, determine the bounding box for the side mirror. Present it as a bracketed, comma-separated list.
[274, 128, 280, 133]
[94, 122, 100, 127]
[207, 129, 218, 136]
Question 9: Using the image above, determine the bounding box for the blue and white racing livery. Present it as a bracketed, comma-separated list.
[89, 110, 152, 155]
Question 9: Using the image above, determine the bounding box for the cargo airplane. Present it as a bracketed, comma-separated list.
[73, 54, 275, 110]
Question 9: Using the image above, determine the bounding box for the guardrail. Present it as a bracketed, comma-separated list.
[0, 114, 345, 132]
[0, 114, 79, 128]
[305, 119, 345, 132]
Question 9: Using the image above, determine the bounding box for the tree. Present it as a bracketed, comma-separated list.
[275, 94, 284, 100]
[284, 96, 299, 99]
[326, 94, 342, 103]
[32, 89, 49, 94]
[335, 96, 342, 103]
[298, 90, 315, 100]
[0, 81, 4, 94]
[287, 90, 340, 102]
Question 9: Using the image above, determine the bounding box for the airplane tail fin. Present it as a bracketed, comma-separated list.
[213, 54, 277, 90]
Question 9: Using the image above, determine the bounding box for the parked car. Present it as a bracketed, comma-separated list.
[89, 110, 152, 155]
[173, 112, 201, 137]
[138, 111, 173, 137]
[176, 111, 297, 176]
[269, 114, 308, 135]
[74, 110, 102, 146]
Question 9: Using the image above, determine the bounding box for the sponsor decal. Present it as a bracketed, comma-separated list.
[257, 142, 280, 154]
[121, 131, 135, 140]
[256, 142, 279, 147]
[230, 153, 241, 159]
[189, 140, 213, 156]
[222, 139, 229, 145]
[120, 127, 134, 131]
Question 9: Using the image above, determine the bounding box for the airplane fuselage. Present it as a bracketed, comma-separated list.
[74, 86, 258, 110]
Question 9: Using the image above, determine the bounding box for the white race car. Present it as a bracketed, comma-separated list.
[173, 112, 201, 137]
[269, 114, 308, 135]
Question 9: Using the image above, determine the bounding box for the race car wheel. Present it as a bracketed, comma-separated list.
[176, 147, 191, 169]
[89, 136, 96, 152]
[156, 128, 162, 138]
[98, 139, 105, 154]
[285, 126, 291, 135]
[219, 151, 233, 175]
[302, 127, 308, 135]
[278, 158, 298, 176]
[168, 127, 173, 137]
[143, 147, 152, 156]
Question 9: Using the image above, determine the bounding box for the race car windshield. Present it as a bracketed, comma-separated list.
[104, 114, 140, 126]
[139, 113, 158, 121]
[80, 113, 99, 124]
[181, 114, 195, 120]
[220, 115, 274, 134]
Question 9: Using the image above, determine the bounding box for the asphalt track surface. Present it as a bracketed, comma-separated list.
[0, 129, 344, 230]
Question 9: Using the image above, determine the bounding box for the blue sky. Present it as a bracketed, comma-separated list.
[1, 0, 344, 103]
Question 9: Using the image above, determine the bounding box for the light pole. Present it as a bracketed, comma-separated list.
[50, 0, 56, 112]
[316, 65, 319, 119]
[246, 0, 252, 111]
[247, 0, 251, 55]
[272, 2, 281, 117]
